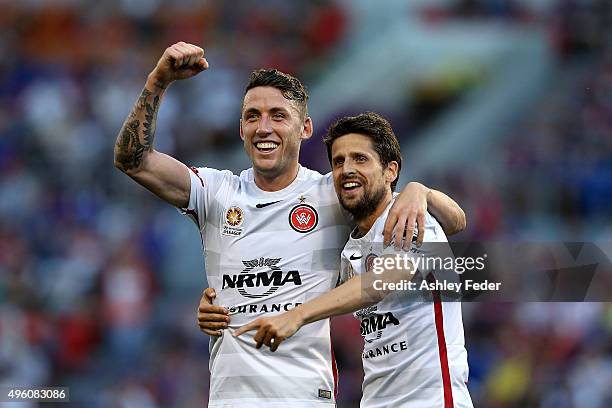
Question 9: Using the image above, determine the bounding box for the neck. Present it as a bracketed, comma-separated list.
[253, 163, 300, 192]
[356, 190, 394, 236]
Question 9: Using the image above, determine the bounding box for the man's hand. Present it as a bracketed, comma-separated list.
[384, 182, 430, 250]
[197, 288, 229, 337]
[150, 42, 209, 88]
[233, 310, 304, 352]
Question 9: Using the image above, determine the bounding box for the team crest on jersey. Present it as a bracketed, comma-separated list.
[223, 206, 244, 236]
[365, 253, 378, 273]
[289, 204, 318, 233]
[289, 195, 318, 233]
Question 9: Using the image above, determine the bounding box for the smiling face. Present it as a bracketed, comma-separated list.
[331, 133, 398, 220]
[240, 86, 312, 190]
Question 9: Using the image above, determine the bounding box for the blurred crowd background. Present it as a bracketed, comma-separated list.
[1, 0, 611, 407]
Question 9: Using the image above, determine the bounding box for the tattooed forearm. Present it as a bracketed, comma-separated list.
[114, 87, 162, 171]
[144, 93, 160, 148]
[115, 118, 145, 170]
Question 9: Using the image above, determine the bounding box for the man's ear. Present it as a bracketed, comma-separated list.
[301, 116, 313, 141]
[385, 161, 399, 185]
[239, 119, 245, 141]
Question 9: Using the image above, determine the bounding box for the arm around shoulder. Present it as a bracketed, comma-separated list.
[425, 187, 466, 235]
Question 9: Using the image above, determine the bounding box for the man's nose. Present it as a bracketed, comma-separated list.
[342, 160, 356, 175]
[256, 115, 272, 135]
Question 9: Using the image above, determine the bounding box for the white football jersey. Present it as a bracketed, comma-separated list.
[340, 197, 473, 408]
[182, 165, 352, 407]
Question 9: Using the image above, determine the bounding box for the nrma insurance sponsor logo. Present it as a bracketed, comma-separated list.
[359, 311, 400, 343]
[222, 257, 302, 299]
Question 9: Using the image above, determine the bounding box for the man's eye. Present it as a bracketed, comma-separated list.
[334, 159, 344, 166]
[273, 113, 285, 120]
[356, 155, 367, 162]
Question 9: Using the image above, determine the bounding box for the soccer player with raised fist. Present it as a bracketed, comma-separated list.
[115, 42, 466, 407]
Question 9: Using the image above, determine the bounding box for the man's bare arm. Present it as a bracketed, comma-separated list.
[426, 187, 466, 236]
[114, 42, 209, 208]
[234, 257, 413, 351]
[384, 182, 466, 249]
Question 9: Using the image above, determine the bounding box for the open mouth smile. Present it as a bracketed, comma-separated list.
[342, 180, 363, 192]
[255, 142, 279, 153]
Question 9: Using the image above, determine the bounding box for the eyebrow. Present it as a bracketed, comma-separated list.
[331, 150, 373, 162]
[331, 151, 347, 162]
[333, 150, 368, 157]
[242, 107, 260, 117]
[269, 107, 290, 114]
[242, 106, 293, 117]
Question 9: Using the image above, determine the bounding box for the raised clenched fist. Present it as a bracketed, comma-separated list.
[150, 42, 209, 87]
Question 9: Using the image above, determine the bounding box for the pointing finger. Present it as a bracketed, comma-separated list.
[234, 320, 260, 337]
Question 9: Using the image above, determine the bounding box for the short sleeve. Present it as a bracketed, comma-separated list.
[178, 166, 233, 228]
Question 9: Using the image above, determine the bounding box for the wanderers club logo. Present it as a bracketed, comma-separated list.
[289, 195, 318, 233]
[366, 253, 378, 273]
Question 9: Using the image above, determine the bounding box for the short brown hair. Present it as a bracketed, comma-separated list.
[324, 112, 402, 191]
[244, 69, 309, 117]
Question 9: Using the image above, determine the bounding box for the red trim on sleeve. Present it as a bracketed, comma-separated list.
[189, 166, 205, 187]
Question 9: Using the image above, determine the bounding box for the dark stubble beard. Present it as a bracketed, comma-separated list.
[339, 183, 387, 222]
